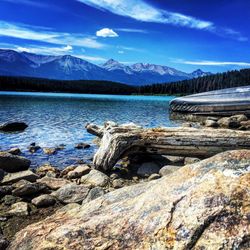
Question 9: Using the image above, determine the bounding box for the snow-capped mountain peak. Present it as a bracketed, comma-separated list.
[0, 49, 213, 85]
[191, 69, 212, 78]
[102, 59, 133, 74]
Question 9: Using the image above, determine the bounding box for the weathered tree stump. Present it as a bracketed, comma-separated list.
[86, 123, 250, 171]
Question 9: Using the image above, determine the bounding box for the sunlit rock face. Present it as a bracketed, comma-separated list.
[9, 150, 250, 250]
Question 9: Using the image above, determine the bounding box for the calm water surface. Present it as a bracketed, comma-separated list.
[0, 91, 180, 168]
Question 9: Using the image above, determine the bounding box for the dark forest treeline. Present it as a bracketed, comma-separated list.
[139, 69, 250, 95]
[0, 76, 136, 95]
[0, 69, 250, 95]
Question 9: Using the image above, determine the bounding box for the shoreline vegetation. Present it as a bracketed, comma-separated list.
[0, 67, 250, 96]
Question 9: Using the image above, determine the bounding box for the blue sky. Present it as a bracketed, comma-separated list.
[0, 0, 249, 73]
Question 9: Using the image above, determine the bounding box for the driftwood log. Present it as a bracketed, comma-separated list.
[86, 122, 250, 171]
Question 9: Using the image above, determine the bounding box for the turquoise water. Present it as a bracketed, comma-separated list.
[0, 91, 179, 168]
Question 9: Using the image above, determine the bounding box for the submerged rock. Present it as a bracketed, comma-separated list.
[9, 150, 250, 250]
[7, 148, 21, 155]
[36, 164, 60, 178]
[0, 152, 30, 173]
[0, 122, 28, 132]
[28, 145, 41, 153]
[43, 148, 57, 155]
[74, 143, 91, 150]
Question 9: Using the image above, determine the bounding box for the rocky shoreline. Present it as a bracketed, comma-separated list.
[0, 116, 250, 249]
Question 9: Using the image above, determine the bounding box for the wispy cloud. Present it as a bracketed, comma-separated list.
[16, 45, 73, 55]
[1, 0, 50, 8]
[0, 20, 106, 49]
[117, 45, 144, 53]
[96, 28, 118, 37]
[72, 54, 107, 62]
[175, 59, 250, 67]
[116, 28, 148, 33]
[77, 0, 247, 41]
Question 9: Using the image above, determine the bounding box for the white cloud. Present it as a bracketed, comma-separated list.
[77, 0, 247, 41]
[175, 59, 250, 67]
[118, 50, 124, 54]
[0, 20, 105, 49]
[15, 45, 73, 55]
[96, 28, 118, 37]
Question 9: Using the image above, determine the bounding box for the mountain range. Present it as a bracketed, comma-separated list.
[0, 49, 211, 86]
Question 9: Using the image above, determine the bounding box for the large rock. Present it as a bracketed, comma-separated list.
[159, 165, 181, 176]
[67, 165, 90, 179]
[31, 194, 56, 208]
[12, 182, 48, 197]
[9, 150, 250, 250]
[218, 114, 248, 129]
[7, 202, 29, 216]
[37, 176, 70, 190]
[52, 184, 89, 204]
[36, 164, 60, 178]
[80, 169, 109, 187]
[82, 187, 105, 205]
[1, 170, 39, 185]
[0, 152, 30, 173]
[137, 162, 161, 177]
[0, 122, 28, 132]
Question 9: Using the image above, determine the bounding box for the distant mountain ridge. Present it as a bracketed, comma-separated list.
[0, 49, 212, 85]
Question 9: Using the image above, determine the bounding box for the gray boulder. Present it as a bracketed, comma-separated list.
[1, 170, 39, 185]
[67, 165, 90, 179]
[159, 165, 181, 176]
[82, 187, 105, 205]
[37, 176, 70, 190]
[0, 122, 28, 132]
[31, 194, 56, 208]
[12, 182, 48, 197]
[52, 184, 89, 204]
[80, 169, 109, 187]
[137, 162, 161, 177]
[7, 202, 29, 216]
[0, 152, 30, 173]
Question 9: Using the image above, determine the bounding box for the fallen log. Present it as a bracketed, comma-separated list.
[87, 123, 250, 171]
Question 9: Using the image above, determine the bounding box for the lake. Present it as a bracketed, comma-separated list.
[0, 91, 180, 168]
